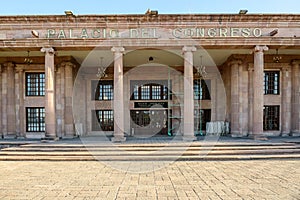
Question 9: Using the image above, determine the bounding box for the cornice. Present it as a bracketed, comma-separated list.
[0, 14, 299, 24]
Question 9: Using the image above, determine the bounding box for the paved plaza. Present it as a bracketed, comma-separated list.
[0, 159, 299, 200]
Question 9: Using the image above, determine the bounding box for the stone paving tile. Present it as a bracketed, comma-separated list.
[0, 160, 299, 199]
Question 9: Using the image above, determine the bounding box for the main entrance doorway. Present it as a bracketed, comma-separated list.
[130, 110, 168, 136]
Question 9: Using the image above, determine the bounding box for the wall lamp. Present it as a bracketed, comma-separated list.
[64, 10, 74, 16]
[31, 30, 39, 38]
[239, 10, 248, 15]
[269, 29, 278, 36]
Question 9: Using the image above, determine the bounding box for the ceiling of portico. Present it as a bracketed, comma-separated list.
[0, 48, 299, 67]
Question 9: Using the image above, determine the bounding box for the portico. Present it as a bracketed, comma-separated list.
[0, 13, 299, 140]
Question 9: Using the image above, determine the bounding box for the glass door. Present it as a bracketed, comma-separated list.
[130, 110, 168, 135]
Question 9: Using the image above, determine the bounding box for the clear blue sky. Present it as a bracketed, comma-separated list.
[0, 0, 299, 15]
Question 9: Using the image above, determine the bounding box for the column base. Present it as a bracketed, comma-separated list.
[4, 134, 17, 139]
[41, 136, 59, 141]
[62, 131, 77, 139]
[251, 134, 268, 141]
[61, 135, 78, 139]
[182, 136, 197, 142]
[15, 135, 27, 140]
[281, 132, 291, 137]
[231, 133, 244, 138]
[111, 136, 126, 142]
[292, 132, 300, 137]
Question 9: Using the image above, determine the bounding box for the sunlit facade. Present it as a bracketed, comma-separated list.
[0, 13, 299, 141]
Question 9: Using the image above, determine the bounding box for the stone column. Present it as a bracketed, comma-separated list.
[55, 65, 62, 137]
[210, 77, 217, 121]
[291, 61, 300, 136]
[41, 47, 57, 139]
[253, 45, 268, 140]
[111, 47, 126, 142]
[73, 75, 86, 136]
[229, 60, 242, 137]
[281, 67, 292, 136]
[0, 65, 2, 138]
[15, 66, 25, 138]
[1, 64, 7, 138]
[239, 64, 249, 136]
[216, 73, 226, 121]
[63, 62, 75, 137]
[60, 65, 65, 135]
[6, 62, 16, 137]
[248, 66, 254, 135]
[182, 46, 197, 141]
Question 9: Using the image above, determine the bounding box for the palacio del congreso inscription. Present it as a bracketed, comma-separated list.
[45, 27, 262, 39]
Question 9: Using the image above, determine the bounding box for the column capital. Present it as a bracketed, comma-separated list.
[0, 63, 4, 72]
[111, 46, 125, 53]
[182, 46, 197, 53]
[282, 66, 289, 71]
[15, 66, 24, 72]
[59, 61, 77, 69]
[3, 62, 14, 68]
[3, 62, 14, 73]
[254, 45, 269, 53]
[291, 59, 300, 66]
[41, 47, 55, 55]
[228, 59, 242, 67]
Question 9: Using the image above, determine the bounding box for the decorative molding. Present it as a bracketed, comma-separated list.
[254, 45, 269, 52]
[291, 59, 300, 66]
[182, 46, 197, 53]
[15, 65, 24, 72]
[111, 46, 125, 53]
[2, 62, 15, 72]
[40, 47, 55, 55]
[248, 66, 254, 71]
[228, 59, 242, 67]
[59, 61, 77, 69]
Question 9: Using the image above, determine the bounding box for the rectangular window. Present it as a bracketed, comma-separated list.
[26, 73, 45, 96]
[26, 107, 45, 132]
[263, 106, 280, 131]
[194, 79, 211, 100]
[92, 80, 113, 100]
[133, 85, 139, 100]
[131, 82, 169, 100]
[194, 109, 211, 132]
[141, 85, 150, 100]
[264, 71, 280, 95]
[152, 85, 161, 100]
[92, 110, 114, 131]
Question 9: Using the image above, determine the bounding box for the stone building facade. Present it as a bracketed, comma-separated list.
[0, 13, 299, 141]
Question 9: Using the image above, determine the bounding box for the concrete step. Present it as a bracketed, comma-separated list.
[0, 154, 299, 161]
[1, 148, 300, 156]
[3, 145, 298, 152]
[0, 139, 299, 161]
[20, 142, 296, 148]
